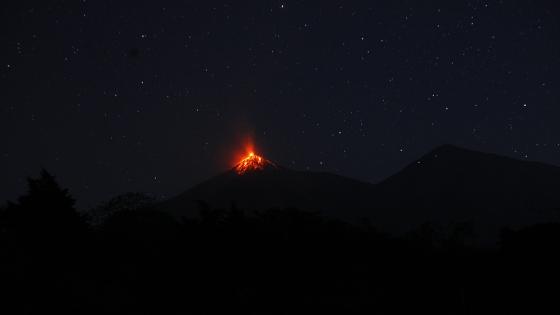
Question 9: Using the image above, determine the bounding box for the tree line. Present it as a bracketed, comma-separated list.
[1, 170, 559, 314]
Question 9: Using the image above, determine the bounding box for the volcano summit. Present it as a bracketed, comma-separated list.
[234, 152, 279, 174]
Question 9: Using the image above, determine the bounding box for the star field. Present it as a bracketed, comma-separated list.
[1, 0, 559, 208]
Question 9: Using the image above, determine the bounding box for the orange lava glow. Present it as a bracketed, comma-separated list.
[234, 151, 267, 174]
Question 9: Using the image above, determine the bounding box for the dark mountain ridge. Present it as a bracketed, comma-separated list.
[160, 145, 560, 244]
[371, 145, 560, 240]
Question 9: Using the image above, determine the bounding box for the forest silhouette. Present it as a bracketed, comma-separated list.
[1, 170, 560, 314]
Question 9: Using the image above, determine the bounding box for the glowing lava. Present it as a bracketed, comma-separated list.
[234, 151, 276, 174]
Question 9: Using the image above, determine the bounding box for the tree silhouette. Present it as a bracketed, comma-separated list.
[1, 169, 88, 243]
[0, 170, 94, 314]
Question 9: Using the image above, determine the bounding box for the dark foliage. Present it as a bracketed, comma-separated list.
[0, 170, 92, 314]
[89, 192, 157, 225]
[1, 171, 560, 314]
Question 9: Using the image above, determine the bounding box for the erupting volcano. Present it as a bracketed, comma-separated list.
[234, 152, 278, 175]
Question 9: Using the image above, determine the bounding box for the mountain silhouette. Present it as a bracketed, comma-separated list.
[160, 164, 374, 220]
[372, 145, 560, 242]
[160, 144, 560, 244]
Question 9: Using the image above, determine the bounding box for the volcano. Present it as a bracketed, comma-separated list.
[159, 145, 560, 244]
[159, 151, 373, 220]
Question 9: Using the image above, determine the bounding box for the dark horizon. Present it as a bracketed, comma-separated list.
[4, 142, 560, 210]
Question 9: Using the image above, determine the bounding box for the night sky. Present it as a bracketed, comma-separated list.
[1, 1, 559, 209]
